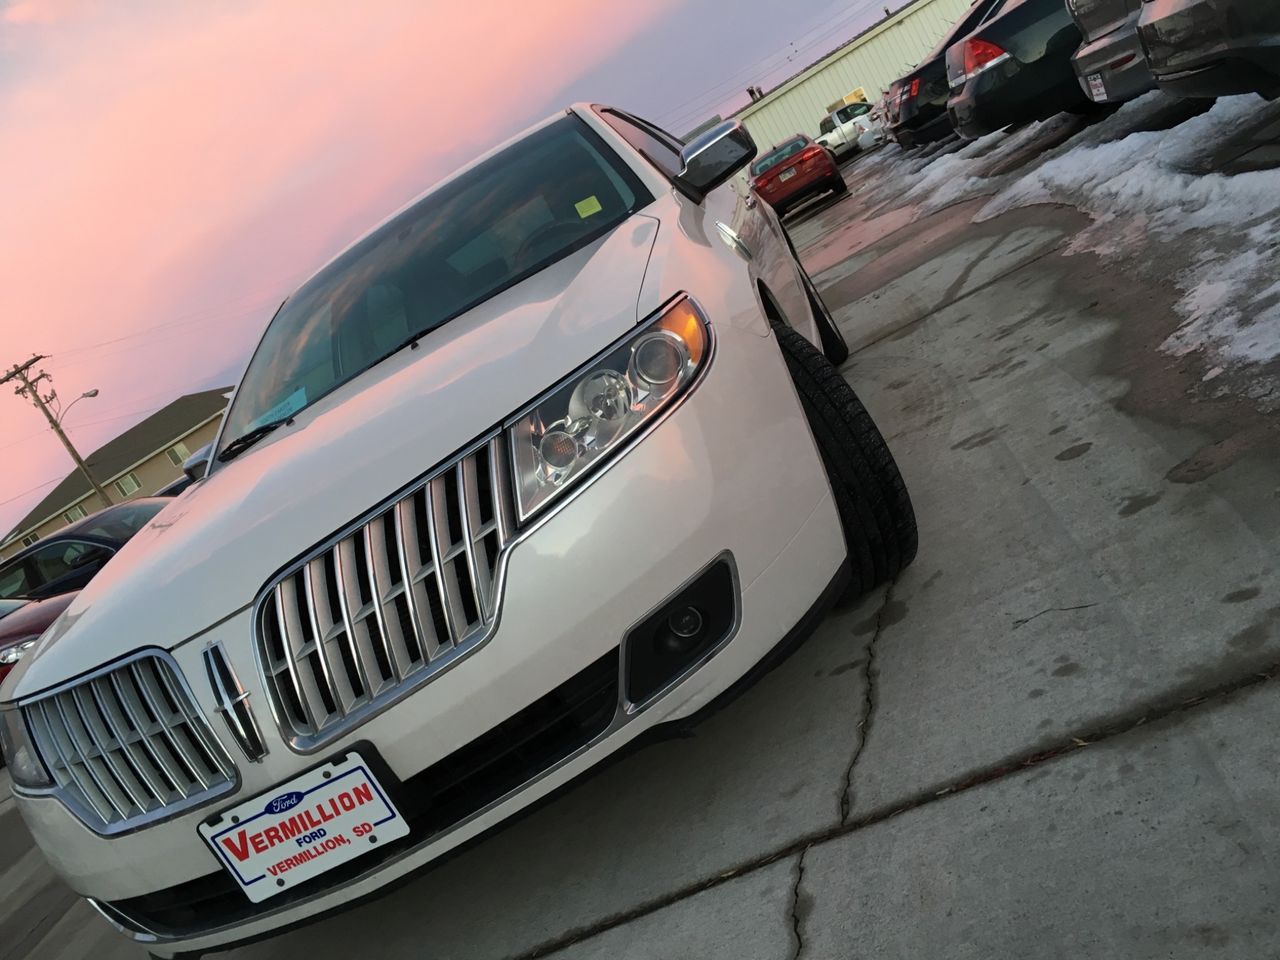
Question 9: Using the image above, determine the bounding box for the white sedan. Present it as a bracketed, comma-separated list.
[0, 103, 916, 959]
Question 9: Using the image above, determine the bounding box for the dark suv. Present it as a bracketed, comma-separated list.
[1137, 0, 1280, 99]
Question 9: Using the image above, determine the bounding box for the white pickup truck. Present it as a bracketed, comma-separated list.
[816, 101, 882, 160]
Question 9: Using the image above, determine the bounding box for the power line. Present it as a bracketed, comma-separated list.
[0, 476, 64, 509]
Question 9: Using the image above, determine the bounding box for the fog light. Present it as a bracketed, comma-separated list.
[668, 606, 704, 640]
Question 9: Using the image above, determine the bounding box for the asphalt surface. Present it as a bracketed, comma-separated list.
[6, 112, 1280, 959]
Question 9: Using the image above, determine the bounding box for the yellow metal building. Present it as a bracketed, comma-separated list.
[736, 0, 974, 149]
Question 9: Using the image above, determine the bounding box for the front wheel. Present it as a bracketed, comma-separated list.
[773, 320, 917, 599]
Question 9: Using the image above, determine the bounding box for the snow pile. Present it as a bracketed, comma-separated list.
[950, 94, 1280, 370]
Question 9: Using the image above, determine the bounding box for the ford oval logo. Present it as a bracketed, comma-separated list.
[266, 791, 304, 815]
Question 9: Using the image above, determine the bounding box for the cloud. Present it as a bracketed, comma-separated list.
[0, 0, 678, 534]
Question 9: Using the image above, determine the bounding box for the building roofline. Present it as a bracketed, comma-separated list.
[734, 0, 937, 120]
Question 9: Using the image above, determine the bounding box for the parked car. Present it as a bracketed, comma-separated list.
[889, 0, 1008, 147]
[751, 134, 849, 216]
[0, 498, 170, 602]
[1137, 0, 1280, 99]
[946, 0, 1090, 140]
[816, 101, 880, 159]
[1068, 0, 1157, 104]
[0, 104, 916, 959]
[0, 593, 77, 688]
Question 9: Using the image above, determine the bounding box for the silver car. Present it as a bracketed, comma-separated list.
[1068, 0, 1157, 104]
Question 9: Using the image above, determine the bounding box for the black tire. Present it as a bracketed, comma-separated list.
[832, 175, 849, 196]
[773, 320, 917, 598]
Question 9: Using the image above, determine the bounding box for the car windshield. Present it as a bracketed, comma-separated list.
[751, 138, 808, 176]
[218, 115, 649, 455]
[835, 104, 870, 123]
[73, 501, 166, 542]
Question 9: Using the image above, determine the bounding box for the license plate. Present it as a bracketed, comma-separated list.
[1087, 74, 1107, 102]
[199, 753, 408, 903]
[779, 168, 797, 181]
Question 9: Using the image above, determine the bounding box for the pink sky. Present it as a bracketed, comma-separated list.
[0, 0, 689, 534]
[0, 0, 893, 536]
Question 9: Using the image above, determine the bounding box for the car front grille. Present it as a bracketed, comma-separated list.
[24, 652, 236, 833]
[258, 433, 514, 749]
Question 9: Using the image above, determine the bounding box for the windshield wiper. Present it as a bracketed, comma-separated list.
[216, 418, 291, 464]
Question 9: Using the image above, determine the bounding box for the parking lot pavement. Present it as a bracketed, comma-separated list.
[10, 99, 1280, 960]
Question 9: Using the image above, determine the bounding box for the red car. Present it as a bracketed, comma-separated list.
[0, 593, 77, 687]
[750, 135, 848, 218]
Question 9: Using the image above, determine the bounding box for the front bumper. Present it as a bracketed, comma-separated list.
[15, 320, 846, 956]
[1072, 16, 1157, 104]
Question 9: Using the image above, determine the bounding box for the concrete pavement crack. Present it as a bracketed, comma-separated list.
[839, 582, 894, 823]
[1012, 603, 1099, 629]
[787, 846, 811, 960]
[507, 658, 1280, 960]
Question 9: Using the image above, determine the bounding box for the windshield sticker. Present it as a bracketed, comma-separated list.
[575, 195, 603, 219]
[250, 388, 307, 430]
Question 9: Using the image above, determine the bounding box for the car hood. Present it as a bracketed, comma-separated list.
[9, 213, 662, 699]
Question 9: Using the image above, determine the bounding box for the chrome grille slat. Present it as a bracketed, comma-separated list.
[303, 558, 359, 715]
[22, 653, 234, 833]
[392, 498, 442, 662]
[362, 521, 413, 682]
[257, 434, 512, 749]
[334, 537, 386, 698]
[456, 457, 488, 619]
[424, 479, 464, 643]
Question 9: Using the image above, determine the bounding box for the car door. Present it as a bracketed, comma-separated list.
[23, 539, 113, 599]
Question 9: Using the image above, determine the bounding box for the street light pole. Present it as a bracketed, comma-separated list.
[1, 356, 112, 511]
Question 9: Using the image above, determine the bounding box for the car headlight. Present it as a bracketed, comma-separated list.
[0, 705, 54, 789]
[508, 296, 710, 523]
[0, 639, 36, 666]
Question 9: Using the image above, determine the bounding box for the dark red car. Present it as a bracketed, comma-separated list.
[750, 135, 847, 218]
[0, 593, 77, 687]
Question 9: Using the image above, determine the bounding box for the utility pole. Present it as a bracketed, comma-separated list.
[1, 356, 112, 511]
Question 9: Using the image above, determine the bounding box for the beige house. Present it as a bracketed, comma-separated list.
[0, 387, 231, 561]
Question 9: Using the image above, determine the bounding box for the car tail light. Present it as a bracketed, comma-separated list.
[963, 38, 1008, 77]
[909, 78, 921, 98]
[798, 146, 827, 163]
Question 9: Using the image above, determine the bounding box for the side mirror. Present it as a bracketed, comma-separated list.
[675, 120, 757, 202]
[70, 545, 112, 570]
[183, 442, 213, 482]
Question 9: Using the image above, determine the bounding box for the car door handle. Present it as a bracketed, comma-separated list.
[716, 222, 753, 261]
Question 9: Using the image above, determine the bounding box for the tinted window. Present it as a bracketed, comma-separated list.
[27, 541, 97, 586]
[750, 138, 808, 176]
[0, 563, 32, 601]
[219, 116, 651, 452]
[600, 110, 684, 178]
[76, 501, 166, 541]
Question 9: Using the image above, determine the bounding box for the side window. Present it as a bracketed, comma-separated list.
[0, 561, 33, 600]
[600, 110, 684, 180]
[28, 540, 99, 586]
